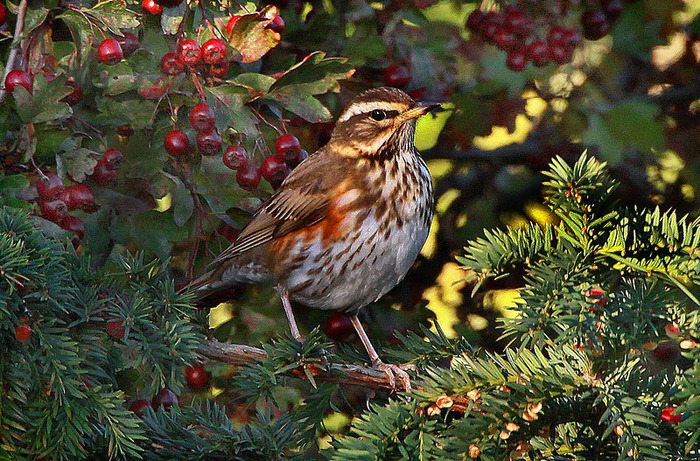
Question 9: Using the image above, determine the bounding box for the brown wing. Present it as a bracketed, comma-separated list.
[210, 148, 341, 265]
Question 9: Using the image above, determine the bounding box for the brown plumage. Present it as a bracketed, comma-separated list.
[191, 87, 439, 391]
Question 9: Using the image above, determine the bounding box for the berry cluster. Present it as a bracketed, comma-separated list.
[159, 37, 230, 80]
[128, 388, 179, 417]
[221, 134, 308, 191]
[467, 6, 584, 72]
[34, 169, 101, 246]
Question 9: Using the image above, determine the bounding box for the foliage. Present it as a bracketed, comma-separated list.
[0, 0, 698, 459]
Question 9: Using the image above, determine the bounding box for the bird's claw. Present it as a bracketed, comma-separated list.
[373, 361, 412, 393]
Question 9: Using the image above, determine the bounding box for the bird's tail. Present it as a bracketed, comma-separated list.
[181, 248, 272, 305]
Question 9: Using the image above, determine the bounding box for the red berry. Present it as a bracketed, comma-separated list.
[177, 39, 202, 66]
[505, 49, 527, 72]
[651, 341, 679, 363]
[5, 70, 33, 93]
[154, 0, 184, 6]
[601, 0, 623, 21]
[223, 145, 249, 170]
[97, 38, 123, 65]
[550, 43, 573, 63]
[581, 10, 610, 40]
[217, 222, 239, 242]
[91, 161, 118, 185]
[382, 64, 411, 88]
[197, 129, 223, 155]
[408, 88, 426, 101]
[15, 324, 32, 343]
[0, 4, 6, 25]
[527, 40, 551, 66]
[61, 215, 85, 240]
[660, 407, 682, 423]
[494, 28, 518, 50]
[61, 78, 83, 106]
[324, 313, 353, 342]
[36, 172, 65, 200]
[560, 28, 581, 48]
[504, 9, 533, 36]
[185, 364, 211, 391]
[189, 103, 216, 132]
[287, 148, 308, 169]
[202, 38, 227, 65]
[164, 129, 190, 157]
[267, 15, 285, 33]
[548, 25, 567, 44]
[585, 288, 607, 307]
[152, 388, 178, 410]
[236, 163, 261, 191]
[261, 155, 288, 186]
[665, 322, 680, 338]
[103, 148, 124, 169]
[226, 15, 242, 35]
[208, 61, 230, 78]
[160, 52, 185, 75]
[466, 9, 487, 34]
[62, 184, 95, 211]
[275, 134, 302, 162]
[40, 200, 68, 223]
[129, 399, 151, 417]
[115, 32, 139, 58]
[142, 0, 163, 14]
[106, 319, 125, 340]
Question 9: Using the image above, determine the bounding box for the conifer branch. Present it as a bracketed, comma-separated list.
[201, 339, 401, 392]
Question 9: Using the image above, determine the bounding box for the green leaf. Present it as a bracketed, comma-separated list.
[111, 210, 188, 259]
[206, 85, 260, 137]
[14, 74, 72, 124]
[58, 10, 95, 65]
[581, 113, 625, 166]
[86, 0, 140, 34]
[58, 148, 99, 183]
[603, 101, 665, 153]
[264, 52, 354, 122]
[163, 173, 194, 227]
[24, 4, 49, 35]
[160, 2, 187, 35]
[95, 97, 156, 130]
[227, 6, 282, 63]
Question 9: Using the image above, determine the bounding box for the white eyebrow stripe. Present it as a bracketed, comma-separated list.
[337, 101, 408, 123]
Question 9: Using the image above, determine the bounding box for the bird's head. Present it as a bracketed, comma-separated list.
[329, 87, 440, 159]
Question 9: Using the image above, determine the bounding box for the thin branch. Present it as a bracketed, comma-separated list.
[0, 0, 29, 105]
[201, 339, 400, 392]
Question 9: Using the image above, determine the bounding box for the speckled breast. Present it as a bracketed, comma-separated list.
[269, 151, 433, 313]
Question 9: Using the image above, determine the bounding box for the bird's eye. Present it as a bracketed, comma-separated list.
[369, 109, 387, 121]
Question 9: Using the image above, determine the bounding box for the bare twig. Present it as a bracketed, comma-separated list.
[0, 0, 29, 105]
[201, 339, 401, 392]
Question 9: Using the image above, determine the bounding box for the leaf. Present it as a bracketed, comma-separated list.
[264, 52, 354, 122]
[160, 2, 187, 35]
[59, 148, 99, 183]
[603, 101, 665, 153]
[194, 157, 250, 216]
[95, 97, 156, 130]
[581, 113, 625, 166]
[162, 173, 194, 227]
[58, 10, 96, 65]
[227, 6, 282, 63]
[86, 0, 140, 34]
[111, 210, 188, 259]
[24, 4, 49, 35]
[206, 85, 259, 137]
[14, 74, 72, 124]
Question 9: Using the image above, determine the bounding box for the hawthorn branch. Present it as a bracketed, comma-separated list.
[0, 0, 29, 105]
[201, 339, 400, 392]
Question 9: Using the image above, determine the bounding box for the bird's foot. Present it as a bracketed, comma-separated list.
[372, 360, 412, 393]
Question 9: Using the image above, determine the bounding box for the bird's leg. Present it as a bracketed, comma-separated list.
[349, 313, 411, 393]
[278, 287, 304, 342]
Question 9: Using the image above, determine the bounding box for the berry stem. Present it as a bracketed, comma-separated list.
[0, 0, 28, 105]
[190, 73, 208, 102]
[249, 105, 284, 136]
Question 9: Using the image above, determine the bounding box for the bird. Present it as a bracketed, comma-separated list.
[190, 86, 439, 391]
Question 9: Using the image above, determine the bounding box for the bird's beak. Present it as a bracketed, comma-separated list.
[400, 101, 442, 121]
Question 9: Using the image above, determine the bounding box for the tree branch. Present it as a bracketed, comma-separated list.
[201, 339, 400, 392]
[0, 0, 29, 105]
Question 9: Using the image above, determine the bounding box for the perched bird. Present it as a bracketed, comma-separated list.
[191, 87, 439, 390]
